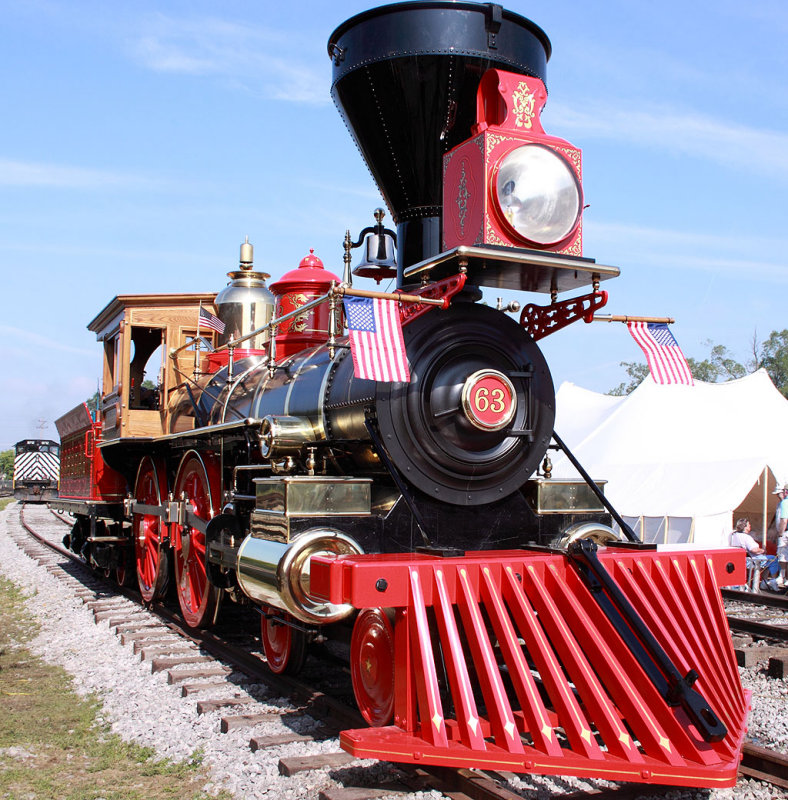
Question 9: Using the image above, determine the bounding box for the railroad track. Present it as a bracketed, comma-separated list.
[724, 587, 788, 641]
[8, 502, 787, 798]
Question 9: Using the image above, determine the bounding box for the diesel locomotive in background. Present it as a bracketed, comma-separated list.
[13, 439, 60, 502]
[50, 2, 749, 788]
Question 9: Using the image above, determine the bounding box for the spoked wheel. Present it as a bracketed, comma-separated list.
[133, 456, 170, 603]
[350, 608, 395, 726]
[261, 606, 308, 675]
[115, 552, 135, 587]
[172, 451, 219, 629]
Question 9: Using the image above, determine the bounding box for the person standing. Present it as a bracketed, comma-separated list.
[774, 485, 788, 587]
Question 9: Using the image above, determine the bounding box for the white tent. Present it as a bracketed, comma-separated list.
[551, 369, 788, 547]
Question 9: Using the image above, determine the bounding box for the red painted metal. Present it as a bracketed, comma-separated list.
[311, 546, 749, 787]
[350, 608, 396, 726]
[56, 402, 126, 501]
[171, 451, 219, 628]
[269, 250, 343, 359]
[520, 290, 609, 341]
[443, 70, 583, 257]
[133, 455, 169, 603]
[399, 273, 468, 327]
[206, 348, 266, 371]
[260, 606, 308, 675]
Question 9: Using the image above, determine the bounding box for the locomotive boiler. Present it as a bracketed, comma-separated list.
[51, 1, 750, 788]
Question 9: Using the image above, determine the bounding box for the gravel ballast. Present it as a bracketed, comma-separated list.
[1, 503, 784, 799]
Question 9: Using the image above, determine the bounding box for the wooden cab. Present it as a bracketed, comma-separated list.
[88, 293, 217, 441]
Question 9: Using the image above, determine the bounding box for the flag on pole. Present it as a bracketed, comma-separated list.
[343, 296, 410, 382]
[198, 305, 226, 334]
[627, 321, 694, 385]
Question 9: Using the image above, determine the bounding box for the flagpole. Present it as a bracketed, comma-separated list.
[592, 315, 675, 324]
[611, 314, 694, 385]
[336, 285, 446, 307]
[762, 466, 768, 550]
[195, 301, 203, 374]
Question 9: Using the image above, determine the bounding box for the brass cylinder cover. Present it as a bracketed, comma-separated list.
[236, 528, 363, 624]
[558, 521, 625, 549]
[259, 414, 315, 459]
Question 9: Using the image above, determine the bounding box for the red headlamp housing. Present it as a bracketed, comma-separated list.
[443, 69, 583, 256]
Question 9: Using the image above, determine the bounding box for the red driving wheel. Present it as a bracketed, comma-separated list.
[133, 456, 169, 603]
[172, 451, 219, 629]
[350, 608, 395, 726]
[261, 606, 308, 675]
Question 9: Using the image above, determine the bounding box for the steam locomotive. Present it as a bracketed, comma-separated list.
[51, 2, 749, 788]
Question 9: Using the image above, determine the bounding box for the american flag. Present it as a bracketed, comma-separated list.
[198, 306, 226, 334]
[627, 321, 694, 385]
[343, 296, 410, 382]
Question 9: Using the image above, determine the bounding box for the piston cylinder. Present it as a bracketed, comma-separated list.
[236, 528, 363, 624]
[259, 415, 316, 458]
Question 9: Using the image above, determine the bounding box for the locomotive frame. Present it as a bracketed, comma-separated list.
[50, 0, 749, 789]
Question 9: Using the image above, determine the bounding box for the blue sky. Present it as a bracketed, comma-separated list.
[1, 0, 786, 449]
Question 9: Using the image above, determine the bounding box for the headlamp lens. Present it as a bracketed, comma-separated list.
[496, 144, 581, 245]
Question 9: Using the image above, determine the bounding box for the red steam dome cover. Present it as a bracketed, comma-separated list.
[270, 249, 340, 290]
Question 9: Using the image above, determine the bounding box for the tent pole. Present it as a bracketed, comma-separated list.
[762, 466, 768, 549]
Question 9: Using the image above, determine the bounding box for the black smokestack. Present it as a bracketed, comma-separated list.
[328, 2, 551, 285]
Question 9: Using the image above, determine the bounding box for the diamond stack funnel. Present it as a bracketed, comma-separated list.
[328, 1, 551, 285]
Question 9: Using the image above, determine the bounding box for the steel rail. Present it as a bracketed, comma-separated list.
[723, 587, 788, 611]
[726, 616, 788, 642]
[16, 503, 785, 797]
[11, 504, 530, 799]
[741, 742, 788, 790]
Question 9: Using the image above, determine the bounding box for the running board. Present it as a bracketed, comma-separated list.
[312, 545, 749, 788]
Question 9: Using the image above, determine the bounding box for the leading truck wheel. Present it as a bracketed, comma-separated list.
[133, 456, 170, 603]
[116, 550, 135, 587]
[261, 606, 308, 675]
[351, 608, 395, 726]
[172, 451, 219, 629]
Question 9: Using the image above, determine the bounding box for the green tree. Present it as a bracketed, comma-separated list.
[687, 342, 746, 383]
[609, 362, 650, 396]
[0, 449, 14, 479]
[760, 330, 788, 396]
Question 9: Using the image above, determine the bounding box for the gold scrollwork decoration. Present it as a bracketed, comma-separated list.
[485, 219, 506, 246]
[282, 293, 310, 333]
[512, 82, 536, 129]
[456, 161, 470, 236]
[555, 146, 582, 175]
[485, 132, 509, 158]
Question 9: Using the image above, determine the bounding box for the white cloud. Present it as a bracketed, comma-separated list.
[0, 325, 95, 357]
[588, 220, 788, 281]
[549, 101, 788, 181]
[129, 14, 328, 106]
[590, 220, 783, 253]
[0, 159, 165, 190]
